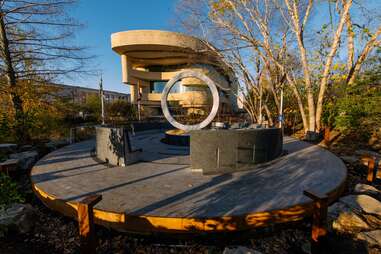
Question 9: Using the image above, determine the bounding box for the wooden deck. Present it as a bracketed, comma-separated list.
[31, 131, 347, 233]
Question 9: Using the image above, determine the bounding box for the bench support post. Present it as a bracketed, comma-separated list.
[77, 194, 102, 254]
[362, 155, 377, 183]
[304, 190, 328, 254]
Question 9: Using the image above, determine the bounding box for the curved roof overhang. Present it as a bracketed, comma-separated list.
[111, 30, 225, 68]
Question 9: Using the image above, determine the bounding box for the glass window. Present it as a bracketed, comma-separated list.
[150, 81, 166, 93]
[149, 81, 180, 93]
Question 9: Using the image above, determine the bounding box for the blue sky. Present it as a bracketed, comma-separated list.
[66, 0, 381, 94]
[68, 0, 177, 94]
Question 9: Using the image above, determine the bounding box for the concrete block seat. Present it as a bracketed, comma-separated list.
[31, 131, 347, 234]
[191, 128, 283, 174]
[95, 126, 142, 166]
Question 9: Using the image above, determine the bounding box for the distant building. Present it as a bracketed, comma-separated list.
[50, 83, 130, 104]
[111, 30, 238, 117]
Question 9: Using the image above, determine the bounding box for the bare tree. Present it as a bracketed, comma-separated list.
[203, 0, 309, 130]
[0, 0, 92, 141]
[176, 0, 285, 126]
[176, 0, 381, 138]
[314, 0, 352, 131]
[274, 0, 381, 132]
[345, 25, 381, 85]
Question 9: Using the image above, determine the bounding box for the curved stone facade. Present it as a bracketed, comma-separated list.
[111, 30, 237, 119]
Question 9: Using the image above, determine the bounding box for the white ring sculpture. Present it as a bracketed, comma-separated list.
[161, 70, 220, 131]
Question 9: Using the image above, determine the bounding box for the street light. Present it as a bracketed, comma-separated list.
[279, 85, 284, 129]
[99, 76, 105, 125]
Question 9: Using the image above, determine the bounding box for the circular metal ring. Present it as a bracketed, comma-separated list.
[161, 70, 220, 131]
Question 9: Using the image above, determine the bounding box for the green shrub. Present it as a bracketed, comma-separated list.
[334, 97, 366, 133]
[0, 113, 14, 143]
[0, 173, 25, 210]
[323, 75, 381, 136]
[107, 99, 137, 120]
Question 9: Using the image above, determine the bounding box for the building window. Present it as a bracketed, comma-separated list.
[150, 81, 166, 93]
[150, 81, 182, 93]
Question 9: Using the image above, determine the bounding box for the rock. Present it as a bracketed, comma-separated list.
[340, 155, 358, 164]
[340, 195, 381, 217]
[369, 134, 379, 146]
[356, 230, 381, 247]
[9, 150, 39, 171]
[372, 143, 381, 151]
[223, 246, 262, 254]
[0, 203, 36, 234]
[19, 145, 34, 152]
[305, 131, 320, 141]
[355, 149, 380, 158]
[37, 142, 57, 155]
[248, 124, 262, 129]
[369, 131, 381, 151]
[230, 123, 241, 129]
[301, 242, 311, 254]
[0, 143, 17, 155]
[354, 184, 381, 200]
[0, 159, 19, 174]
[328, 202, 370, 234]
[50, 139, 68, 149]
[329, 195, 381, 233]
[328, 130, 341, 142]
[44, 142, 57, 151]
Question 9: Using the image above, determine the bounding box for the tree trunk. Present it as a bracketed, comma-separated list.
[263, 104, 274, 126]
[346, 14, 355, 71]
[315, 0, 352, 131]
[285, 0, 316, 133]
[286, 74, 309, 133]
[346, 25, 381, 85]
[245, 106, 257, 124]
[298, 39, 316, 133]
[0, 14, 25, 142]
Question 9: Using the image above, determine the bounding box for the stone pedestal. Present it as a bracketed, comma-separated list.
[96, 127, 141, 166]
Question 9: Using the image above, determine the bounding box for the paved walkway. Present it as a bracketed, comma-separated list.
[31, 131, 346, 219]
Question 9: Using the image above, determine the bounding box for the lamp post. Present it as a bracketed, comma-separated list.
[137, 81, 141, 121]
[279, 85, 284, 129]
[99, 76, 105, 125]
[259, 82, 262, 124]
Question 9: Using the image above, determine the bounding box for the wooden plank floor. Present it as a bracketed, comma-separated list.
[31, 131, 347, 232]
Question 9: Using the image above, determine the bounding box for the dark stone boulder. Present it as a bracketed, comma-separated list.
[354, 184, 381, 201]
[0, 203, 36, 235]
[9, 151, 39, 171]
[328, 201, 370, 234]
[328, 194, 381, 234]
[0, 144, 17, 155]
[356, 230, 381, 248]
